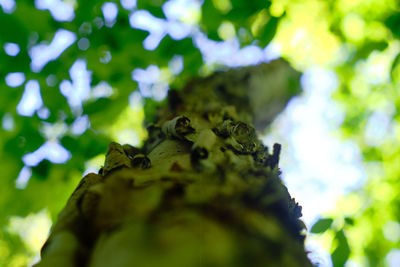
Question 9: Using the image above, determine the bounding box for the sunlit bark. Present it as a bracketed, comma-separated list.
[36, 59, 312, 267]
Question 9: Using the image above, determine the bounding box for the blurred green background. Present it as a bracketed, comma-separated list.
[0, 0, 399, 266]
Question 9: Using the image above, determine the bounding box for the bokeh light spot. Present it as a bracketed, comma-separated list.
[71, 115, 90, 135]
[35, 0, 74, 21]
[383, 221, 400, 243]
[364, 111, 392, 147]
[46, 74, 58, 87]
[129, 10, 166, 50]
[0, 0, 16, 13]
[218, 21, 236, 40]
[2, 113, 14, 131]
[168, 55, 183, 75]
[386, 249, 400, 267]
[102, 2, 119, 27]
[341, 13, 365, 43]
[15, 166, 32, 189]
[3, 42, 20, 56]
[90, 81, 114, 99]
[59, 59, 92, 114]
[5, 72, 25, 87]
[37, 107, 50, 119]
[78, 38, 90, 50]
[7, 210, 52, 255]
[30, 29, 76, 72]
[99, 51, 112, 64]
[16, 80, 43, 117]
[120, 0, 136, 10]
[22, 141, 71, 166]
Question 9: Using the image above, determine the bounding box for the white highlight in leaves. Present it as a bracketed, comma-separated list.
[35, 0, 74, 21]
[37, 107, 50, 119]
[78, 38, 90, 51]
[71, 115, 90, 135]
[30, 29, 76, 72]
[22, 141, 71, 166]
[2, 113, 14, 131]
[17, 80, 43, 117]
[5, 72, 25, 87]
[15, 166, 32, 189]
[4, 42, 20, 56]
[120, 0, 136, 10]
[60, 59, 92, 114]
[102, 2, 119, 27]
[0, 0, 16, 13]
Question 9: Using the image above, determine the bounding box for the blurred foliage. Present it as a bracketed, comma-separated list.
[280, 0, 400, 266]
[0, 0, 283, 265]
[1, 0, 400, 266]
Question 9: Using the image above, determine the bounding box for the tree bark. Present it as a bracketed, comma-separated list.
[36, 59, 312, 267]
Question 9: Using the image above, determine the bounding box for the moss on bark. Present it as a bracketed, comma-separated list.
[36, 59, 312, 267]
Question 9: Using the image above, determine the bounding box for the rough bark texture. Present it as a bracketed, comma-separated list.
[36, 59, 312, 267]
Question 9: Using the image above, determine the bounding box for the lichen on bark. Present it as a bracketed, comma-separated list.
[36, 59, 312, 267]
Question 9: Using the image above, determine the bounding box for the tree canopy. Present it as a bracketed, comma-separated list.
[0, 0, 399, 266]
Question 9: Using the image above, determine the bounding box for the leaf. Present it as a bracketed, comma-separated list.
[0, 12, 29, 46]
[390, 52, 400, 83]
[32, 160, 51, 180]
[256, 15, 280, 47]
[0, 50, 31, 74]
[230, 0, 268, 16]
[226, 0, 268, 23]
[200, 0, 224, 41]
[143, 97, 163, 124]
[136, 0, 167, 19]
[12, 1, 55, 40]
[183, 49, 203, 76]
[156, 36, 196, 58]
[83, 91, 131, 129]
[331, 229, 350, 267]
[310, 218, 333, 233]
[61, 130, 111, 160]
[344, 217, 354, 226]
[0, 155, 23, 221]
[384, 13, 400, 39]
[4, 117, 45, 157]
[355, 41, 388, 60]
[74, 0, 102, 25]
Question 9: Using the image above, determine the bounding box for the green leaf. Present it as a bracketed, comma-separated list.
[4, 117, 45, 157]
[256, 15, 280, 47]
[156, 36, 196, 58]
[230, 0, 268, 15]
[61, 130, 111, 160]
[200, 0, 224, 41]
[226, 0, 268, 23]
[32, 160, 52, 180]
[80, 130, 111, 159]
[0, 50, 31, 74]
[355, 41, 388, 60]
[344, 217, 354, 226]
[331, 229, 350, 267]
[183, 49, 203, 76]
[12, 1, 55, 40]
[391, 52, 400, 83]
[384, 13, 400, 39]
[136, 0, 167, 19]
[0, 12, 29, 46]
[143, 97, 163, 124]
[74, 0, 103, 25]
[310, 218, 333, 233]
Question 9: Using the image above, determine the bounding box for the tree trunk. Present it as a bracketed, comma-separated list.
[36, 59, 312, 267]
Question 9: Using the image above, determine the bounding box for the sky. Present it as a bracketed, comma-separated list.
[1, 0, 377, 266]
